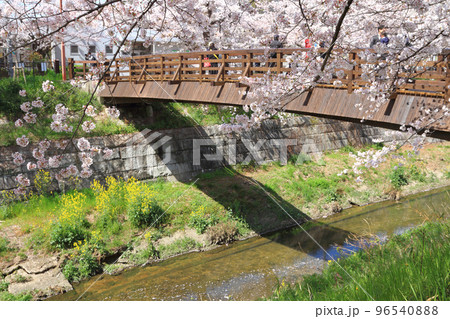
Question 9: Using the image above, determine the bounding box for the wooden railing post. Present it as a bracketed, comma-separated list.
[67, 58, 74, 79]
[145, 57, 148, 80]
[222, 53, 226, 81]
[179, 55, 183, 81]
[128, 59, 132, 83]
[445, 54, 450, 102]
[160, 56, 164, 81]
[277, 51, 282, 74]
[199, 53, 203, 83]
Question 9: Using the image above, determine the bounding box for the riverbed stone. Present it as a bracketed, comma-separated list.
[6, 268, 72, 296]
[20, 256, 59, 274]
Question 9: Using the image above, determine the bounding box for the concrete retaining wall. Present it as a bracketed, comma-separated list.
[0, 117, 407, 193]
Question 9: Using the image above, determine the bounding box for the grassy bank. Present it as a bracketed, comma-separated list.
[0, 72, 139, 146]
[269, 220, 449, 301]
[0, 142, 449, 299]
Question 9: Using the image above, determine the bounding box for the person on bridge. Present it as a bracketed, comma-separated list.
[370, 25, 388, 48]
[207, 42, 220, 75]
[269, 34, 283, 68]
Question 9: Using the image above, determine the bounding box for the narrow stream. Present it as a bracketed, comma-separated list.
[50, 187, 449, 301]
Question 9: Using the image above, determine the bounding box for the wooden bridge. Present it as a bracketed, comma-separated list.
[68, 48, 450, 140]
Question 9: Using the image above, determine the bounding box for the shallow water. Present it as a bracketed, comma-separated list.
[50, 187, 449, 301]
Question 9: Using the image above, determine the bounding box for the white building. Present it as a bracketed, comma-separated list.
[52, 31, 184, 62]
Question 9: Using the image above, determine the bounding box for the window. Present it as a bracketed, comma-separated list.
[70, 45, 78, 54]
[105, 45, 113, 54]
[89, 45, 96, 54]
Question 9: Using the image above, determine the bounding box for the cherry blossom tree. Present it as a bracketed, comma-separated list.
[1, 0, 449, 191]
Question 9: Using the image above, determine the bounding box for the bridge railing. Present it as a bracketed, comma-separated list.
[67, 48, 449, 99]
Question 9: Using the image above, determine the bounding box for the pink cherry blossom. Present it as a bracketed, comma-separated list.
[48, 155, 62, 168]
[103, 148, 113, 159]
[55, 140, 69, 150]
[82, 120, 96, 133]
[80, 168, 93, 179]
[83, 105, 96, 117]
[39, 140, 51, 152]
[32, 98, 44, 108]
[20, 102, 32, 113]
[77, 138, 91, 152]
[50, 121, 63, 132]
[32, 148, 45, 160]
[79, 152, 94, 168]
[42, 80, 55, 92]
[15, 119, 24, 127]
[106, 106, 120, 119]
[12, 152, 25, 165]
[23, 112, 37, 124]
[27, 162, 37, 171]
[14, 187, 26, 196]
[55, 104, 69, 115]
[67, 165, 79, 176]
[15, 174, 30, 187]
[16, 135, 29, 147]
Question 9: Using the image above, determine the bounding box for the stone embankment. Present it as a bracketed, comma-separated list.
[0, 117, 409, 193]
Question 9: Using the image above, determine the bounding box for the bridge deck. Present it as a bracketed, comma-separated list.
[68, 48, 450, 139]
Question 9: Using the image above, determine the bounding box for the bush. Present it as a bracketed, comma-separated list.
[92, 177, 127, 229]
[389, 166, 408, 190]
[49, 191, 88, 249]
[49, 222, 87, 250]
[127, 192, 164, 228]
[0, 79, 23, 117]
[92, 177, 164, 229]
[188, 206, 219, 234]
[207, 221, 238, 245]
[62, 241, 101, 282]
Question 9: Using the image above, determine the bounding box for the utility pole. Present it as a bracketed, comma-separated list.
[60, 0, 67, 80]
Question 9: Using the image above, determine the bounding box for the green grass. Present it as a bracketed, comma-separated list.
[158, 237, 202, 259]
[269, 220, 450, 301]
[0, 237, 10, 256]
[0, 279, 32, 301]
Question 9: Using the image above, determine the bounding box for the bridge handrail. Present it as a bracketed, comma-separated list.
[67, 48, 450, 99]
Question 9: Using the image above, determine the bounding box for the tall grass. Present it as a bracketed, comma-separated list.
[269, 220, 450, 301]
